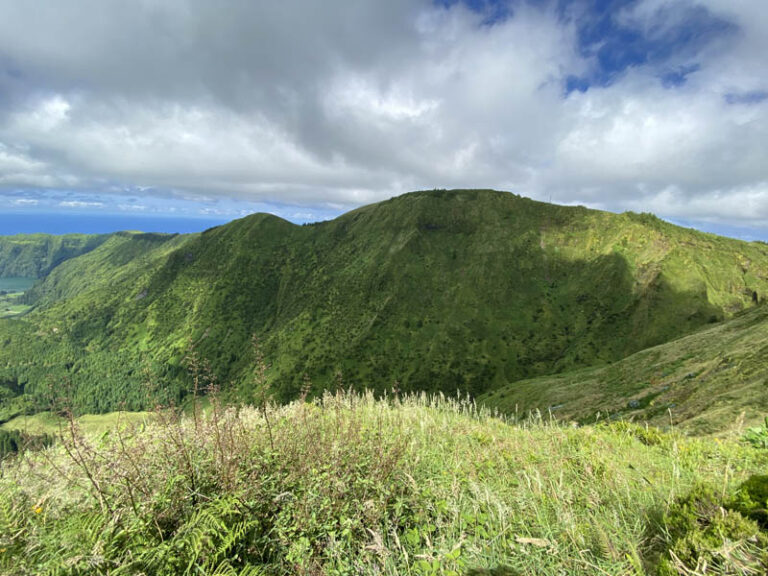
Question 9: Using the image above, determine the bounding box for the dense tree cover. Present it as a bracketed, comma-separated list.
[2, 190, 768, 420]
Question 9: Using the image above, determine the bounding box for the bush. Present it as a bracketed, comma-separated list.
[0, 429, 52, 459]
[606, 420, 667, 446]
[743, 417, 768, 449]
[730, 475, 768, 530]
[658, 483, 768, 575]
[0, 392, 422, 575]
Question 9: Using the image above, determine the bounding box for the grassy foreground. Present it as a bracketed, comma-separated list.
[1, 392, 766, 575]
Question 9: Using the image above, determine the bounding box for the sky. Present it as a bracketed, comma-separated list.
[0, 0, 766, 238]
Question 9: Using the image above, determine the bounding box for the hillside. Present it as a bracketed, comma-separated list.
[481, 303, 768, 433]
[0, 233, 108, 279]
[2, 189, 768, 420]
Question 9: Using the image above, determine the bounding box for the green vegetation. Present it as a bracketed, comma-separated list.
[744, 418, 768, 449]
[1, 393, 766, 575]
[2, 192, 767, 572]
[1, 410, 151, 436]
[2, 190, 768, 427]
[0, 300, 31, 319]
[481, 304, 768, 433]
[0, 428, 52, 459]
[0, 233, 108, 279]
[0, 277, 34, 318]
[658, 482, 767, 575]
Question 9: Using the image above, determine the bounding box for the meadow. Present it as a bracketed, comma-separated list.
[1, 391, 766, 575]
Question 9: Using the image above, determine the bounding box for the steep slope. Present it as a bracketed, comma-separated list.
[2, 189, 768, 417]
[481, 303, 768, 433]
[0, 233, 109, 278]
[0, 232, 191, 414]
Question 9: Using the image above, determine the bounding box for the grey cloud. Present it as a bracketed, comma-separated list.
[0, 1, 427, 110]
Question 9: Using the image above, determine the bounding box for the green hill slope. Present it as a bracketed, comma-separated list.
[2, 189, 768, 419]
[481, 303, 768, 433]
[0, 233, 108, 278]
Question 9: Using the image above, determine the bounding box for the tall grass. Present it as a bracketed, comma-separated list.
[1, 391, 766, 575]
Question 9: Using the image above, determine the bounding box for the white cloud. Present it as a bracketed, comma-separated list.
[117, 203, 147, 212]
[12, 95, 71, 133]
[0, 0, 764, 229]
[0, 143, 44, 173]
[59, 200, 104, 208]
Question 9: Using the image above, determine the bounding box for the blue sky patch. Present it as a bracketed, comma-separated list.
[0, 188, 344, 227]
[434, 0, 513, 25]
[573, 2, 734, 88]
[439, 0, 739, 95]
[725, 91, 768, 105]
[659, 64, 700, 88]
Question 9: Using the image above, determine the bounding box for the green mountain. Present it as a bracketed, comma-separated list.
[0, 233, 109, 279]
[1, 189, 768, 423]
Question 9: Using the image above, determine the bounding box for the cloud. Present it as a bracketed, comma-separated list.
[117, 203, 147, 212]
[0, 0, 765, 230]
[59, 200, 104, 209]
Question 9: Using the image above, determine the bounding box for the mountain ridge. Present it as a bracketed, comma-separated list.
[0, 233, 110, 279]
[1, 189, 767, 428]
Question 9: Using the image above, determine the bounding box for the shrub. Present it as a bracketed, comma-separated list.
[0, 429, 52, 459]
[743, 417, 768, 449]
[729, 475, 768, 530]
[658, 483, 768, 575]
[606, 420, 667, 446]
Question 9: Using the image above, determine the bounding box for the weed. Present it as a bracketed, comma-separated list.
[743, 417, 768, 449]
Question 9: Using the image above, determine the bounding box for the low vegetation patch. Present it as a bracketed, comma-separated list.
[0, 428, 52, 460]
[743, 418, 768, 449]
[658, 481, 768, 575]
[1, 393, 767, 575]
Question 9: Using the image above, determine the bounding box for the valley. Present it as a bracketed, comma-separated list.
[3, 1, 767, 571]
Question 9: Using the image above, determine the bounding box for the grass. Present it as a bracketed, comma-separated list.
[1, 391, 766, 575]
[0, 234, 109, 279]
[0, 302, 31, 319]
